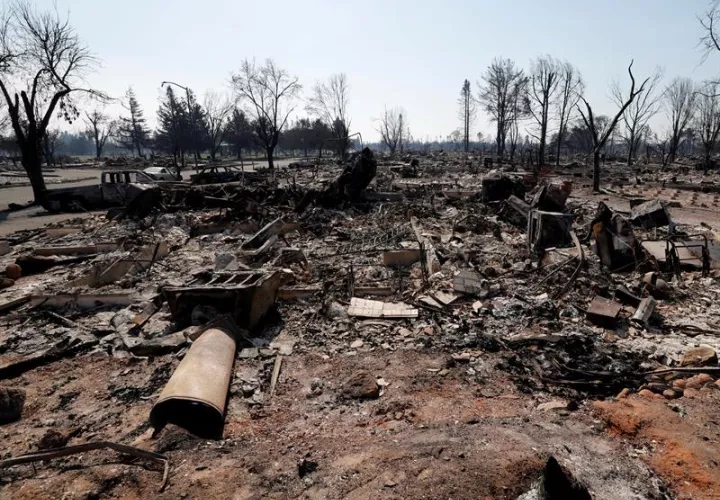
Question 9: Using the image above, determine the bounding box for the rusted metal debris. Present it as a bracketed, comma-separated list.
[382, 249, 421, 267]
[0, 441, 169, 492]
[528, 210, 573, 255]
[586, 297, 622, 327]
[630, 199, 671, 229]
[591, 202, 639, 271]
[150, 325, 238, 438]
[499, 195, 531, 228]
[162, 270, 288, 330]
[531, 181, 572, 212]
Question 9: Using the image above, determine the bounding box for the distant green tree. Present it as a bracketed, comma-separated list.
[186, 90, 209, 161]
[225, 108, 255, 161]
[116, 87, 150, 156]
[155, 86, 188, 167]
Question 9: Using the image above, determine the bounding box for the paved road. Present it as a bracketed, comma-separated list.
[0, 160, 301, 236]
[0, 168, 103, 211]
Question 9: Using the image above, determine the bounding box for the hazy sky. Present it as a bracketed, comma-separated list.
[32, 0, 720, 143]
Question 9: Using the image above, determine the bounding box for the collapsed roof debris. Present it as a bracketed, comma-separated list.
[1, 151, 719, 498]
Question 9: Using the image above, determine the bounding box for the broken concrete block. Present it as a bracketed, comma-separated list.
[347, 298, 418, 319]
[527, 210, 573, 255]
[681, 346, 718, 367]
[630, 297, 656, 326]
[214, 252, 238, 271]
[0, 240, 9, 256]
[453, 270, 486, 296]
[630, 199, 671, 229]
[0, 387, 25, 424]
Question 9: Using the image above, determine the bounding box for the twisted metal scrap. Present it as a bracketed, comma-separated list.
[0, 441, 170, 492]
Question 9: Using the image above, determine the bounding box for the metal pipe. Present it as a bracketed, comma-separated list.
[150, 326, 236, 438]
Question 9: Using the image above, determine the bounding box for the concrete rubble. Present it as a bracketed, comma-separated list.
[1, 153, 720, 498]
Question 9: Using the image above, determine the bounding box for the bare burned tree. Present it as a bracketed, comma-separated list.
[508, 78, 528, 162]
[664, 77, 697, 164]
[84, 110, 115, 159]
[555, 62, 584, 166]
[376, 106, 405, 155]
[457, 79, 476, 152]
[0, 102, 8, 132]
[655, 129, 672, 167]
[231, 59, 301, 170]
[203, 91, 232, 161]
[307, 73, 351, 160]
[0, 1, 106, 207]
[695, 81, 720, 172]
[526, 56, 561, 167]
[42, 129, 61, 166]
[478, 58, 527, 158]
[611, 68, 664, 166]
[577, 61, 649, 192]
[700, 1, 720, 60]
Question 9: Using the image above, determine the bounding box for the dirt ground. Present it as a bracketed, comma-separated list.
[1, 349, 696, 500]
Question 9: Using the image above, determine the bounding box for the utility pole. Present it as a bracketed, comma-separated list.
[161, 81, 198, 170]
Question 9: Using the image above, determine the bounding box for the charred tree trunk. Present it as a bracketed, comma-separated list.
[267, 146, 275, 170]
[21, 143, 49, 208]
[496, 123, 503, 157]
[593, 150, 601, 192]
[555, 131, 564, 167]
[539, 123, 547, 167]
[705, 150, 711, 174]
[626, 130, 636, 166]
